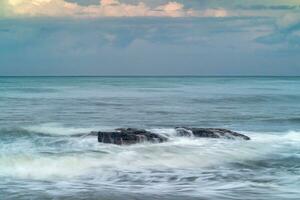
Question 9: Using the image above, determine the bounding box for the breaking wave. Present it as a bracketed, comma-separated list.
[1, 124, 300, 182]
[1, 123, 300, 199]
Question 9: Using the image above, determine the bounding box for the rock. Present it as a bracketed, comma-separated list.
[96, 127, 250, 145]
[175, 127, 250, 140]
[97, 128, 168, 145]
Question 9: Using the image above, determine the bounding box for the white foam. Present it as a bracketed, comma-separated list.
[148, 128, 178, 137]
[1, 129, 300, 180]
[0, 138, 264, 179]
[241, 130, 300, 143]
[0, 154, 101, 179]
[23, 123, 112, 136]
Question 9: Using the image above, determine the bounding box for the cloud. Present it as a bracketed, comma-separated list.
[6, 0, 194, 17]
[0, 0, 10, 17]
[3, 17, 291, 76]
[277, 13, 300, 29]
[4, 0, 230, 18]
[202, 8, 228, 18]
[256, 12, 300, 48]
[236, 5, 299, 11]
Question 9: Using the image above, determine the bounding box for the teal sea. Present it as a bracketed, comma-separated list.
[0, 77, 300, 200]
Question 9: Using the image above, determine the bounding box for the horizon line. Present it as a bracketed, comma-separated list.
[0, 75, 300, 78]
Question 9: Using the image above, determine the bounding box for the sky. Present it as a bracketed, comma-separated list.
[0, 0, 300, 76]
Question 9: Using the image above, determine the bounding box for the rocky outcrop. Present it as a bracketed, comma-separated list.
[97, 128, 168, 145]
[175, 127, 251, 140]
[95, 127, 250, 145]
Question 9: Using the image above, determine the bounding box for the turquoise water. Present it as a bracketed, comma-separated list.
[0, 77, 300, 199]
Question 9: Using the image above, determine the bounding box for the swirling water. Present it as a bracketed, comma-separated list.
[0, 76, 300, 200]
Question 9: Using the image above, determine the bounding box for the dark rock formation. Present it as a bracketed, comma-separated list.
[97, 128, 168, 145]
[175, 127, 251, 140]
[96, 127, 250, 145]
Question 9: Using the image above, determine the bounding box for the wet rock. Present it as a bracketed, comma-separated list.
[175, 127, 250, 140]
[96, 127, 250, 145]
[97, 128, 168, 145]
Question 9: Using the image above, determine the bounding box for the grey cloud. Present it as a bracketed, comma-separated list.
[1, 16, 299, 76]
[236, 5, 299, 11]
[0, 17, 269, 48]
[256, 13, 300, 48]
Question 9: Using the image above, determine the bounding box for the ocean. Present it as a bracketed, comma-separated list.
[0, 76, 299, 200]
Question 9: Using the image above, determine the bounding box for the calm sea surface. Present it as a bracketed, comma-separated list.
[0, 77, 300, 200]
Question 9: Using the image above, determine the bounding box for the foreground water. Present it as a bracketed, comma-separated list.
[0, 77, 300, 200]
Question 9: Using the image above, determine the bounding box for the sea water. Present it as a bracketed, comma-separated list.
[0, 77, 299, 200]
